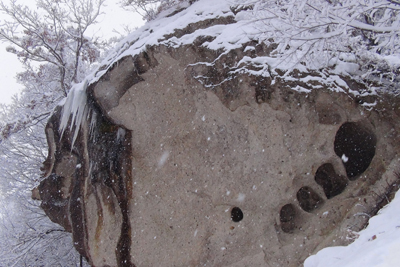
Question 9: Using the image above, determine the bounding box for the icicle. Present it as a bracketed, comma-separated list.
[116, 127, 126, 141]
[59, 80, 89, 149]
[89, 110, 98, 139]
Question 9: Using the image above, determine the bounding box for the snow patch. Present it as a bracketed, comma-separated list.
[293, 85, 312, 93]
[244, 46, 255, 52]
[158, 151, 170, 168]
[362, 101, 377, 110]
[384, 54, 400, 68]
[333, 61, 360, 75]
[237, 193, 245, 202]
[341, 154, 349, 163]
[304, 189, 400, 267]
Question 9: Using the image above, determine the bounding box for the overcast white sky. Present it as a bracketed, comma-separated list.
[0, 0, 144, 105]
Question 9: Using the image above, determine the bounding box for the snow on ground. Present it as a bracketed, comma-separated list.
[304, 189, 400, 267]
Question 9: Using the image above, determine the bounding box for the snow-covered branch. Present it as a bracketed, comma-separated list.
[0, 0, 105, 94]
[238, 0, 399, 91]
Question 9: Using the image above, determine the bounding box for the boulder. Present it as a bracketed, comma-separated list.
[35, 1, 400, 266]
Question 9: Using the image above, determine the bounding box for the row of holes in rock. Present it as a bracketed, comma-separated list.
[280, 122, 377, 232]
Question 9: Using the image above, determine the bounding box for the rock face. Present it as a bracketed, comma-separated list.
[35, 2, 400, 267]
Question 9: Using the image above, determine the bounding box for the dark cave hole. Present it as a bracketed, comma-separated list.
[315, 163, 348, 199]
[334, 122, 377, 180]
[296, 186, 323, 212]
[280, 204, 296, 233]
[231, 207, 244, 222]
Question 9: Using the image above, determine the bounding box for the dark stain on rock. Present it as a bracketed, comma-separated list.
[253, 77, 274, 104]
[38, 173, 72, 232]
[87, 109, 134, 266]
[134, 50, 158, 75]
[69, 163, 89, 260]
[37, 91, 135, 266]
[316, 105, 342, 125]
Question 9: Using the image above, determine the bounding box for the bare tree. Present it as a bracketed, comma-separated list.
[120, 0, 191, 20]
[119, 0, 162, 20]
[0, 0, 106, 141]
[0, 115, 90, 266]
[0, 0, 105, 96]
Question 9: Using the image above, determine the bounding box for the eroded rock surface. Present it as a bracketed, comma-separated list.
[35, 5, 400, 267]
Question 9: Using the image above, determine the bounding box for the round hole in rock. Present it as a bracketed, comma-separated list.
[231, 207, 244, 222]
[296, 186, 323, 212]
[334, 122, 377, 180]
[315, 163, 348, 199]
[280, 204, 296, 233]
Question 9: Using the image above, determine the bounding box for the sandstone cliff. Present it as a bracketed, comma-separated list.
[34, 1, 400, 266]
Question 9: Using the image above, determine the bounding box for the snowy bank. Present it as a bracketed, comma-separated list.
[305, 186, 400, 267]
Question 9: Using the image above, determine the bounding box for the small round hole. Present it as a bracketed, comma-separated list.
[280, 204, 296, 233]
[296, 186, 323, 212]
[231, 207, 243, 222]
[315, 163, 348, 199]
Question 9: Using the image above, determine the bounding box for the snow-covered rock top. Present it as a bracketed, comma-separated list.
[88, 0, 383, 94]
[92, 0, 240, 81]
